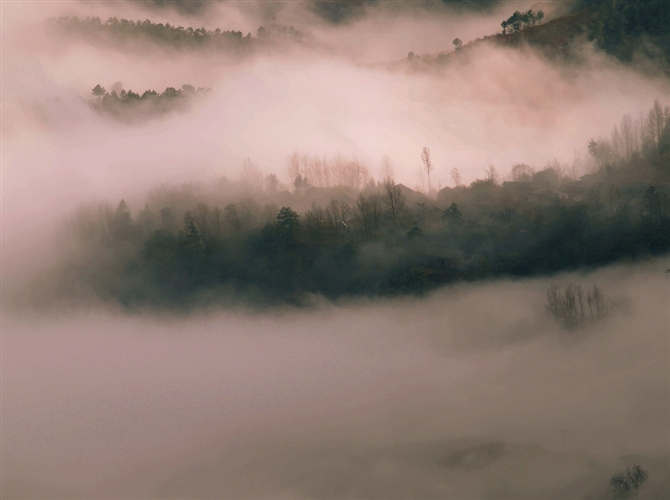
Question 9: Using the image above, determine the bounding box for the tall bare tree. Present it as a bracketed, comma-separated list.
[450, 167, 462, 187]
[382, 180, 406, 226]
[421, 147, 433, 194]
[485, 165, 499, 185]
[357, 193, 373, 239]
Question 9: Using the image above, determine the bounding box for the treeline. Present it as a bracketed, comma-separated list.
[285, 152, 373, 191]
[544, 283, 628, 329]
[579, 0, 670, 66]
[87, 84, 211, 121]
[500, 9, 544, 35]
[588, 99, 670, 167]
[47, 16, 311, 52]
[56, 145, 669, 308]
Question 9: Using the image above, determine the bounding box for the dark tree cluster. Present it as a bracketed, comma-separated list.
[87, 83, 211, 122]
[54, 138, 670, 310]
[501, 9, 544, 35]
[583, 0, 670, 66]
[545, 283, 612, 328]
[47, 16, 311, 53]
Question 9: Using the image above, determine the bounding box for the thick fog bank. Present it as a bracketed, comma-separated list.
[3, 259, 668, 498]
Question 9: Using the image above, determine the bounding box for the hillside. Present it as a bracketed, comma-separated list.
[389, 2, 669, 73]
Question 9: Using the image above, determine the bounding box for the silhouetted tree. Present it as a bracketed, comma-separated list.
[110, 199, 132, 239]
[485, 165, 499, 185]
[450, 167, 462, 187]
[510, 163, 534, 182]
[610, 464, 648, 499]
[421, 147, 433, 194]
[276, 206, 300, 238]
[382, 180, 406, 226]
[265, 173, 279, 194]
[92, 84, 106, 97]
[442, 203, 462, 225]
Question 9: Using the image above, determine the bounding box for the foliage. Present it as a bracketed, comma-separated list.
[585, 0, 670, 67]
[87, 84, 210, 122]
[442, 203, 462, 224]
[501, 9, 544, 35]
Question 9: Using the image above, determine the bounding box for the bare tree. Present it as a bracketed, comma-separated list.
[262, 201, 278, 225]
[545, 284, 562, 318]
[569, 150, 581, 180]
[265, 173, 280, 194]
[190, 203, 210, 234]
[369, 194, 384, 235]
[586, 285, 607, 319]
[485, 165, 499, 185]
[510, 163, 535, 182]
[610, 464, 648, 500]
[357, 193, 385, 239]
[450, 167, 462, 187]
[380, 155, 395, 183]
[240, 157, 264, 192]
[286, 152, 301, 188]
[382, 180, 406, 226]
[421, 147, 433, 194]
[305, 203, 328, 243]
[66, 201, 114, 246]
[546, 283, 609, 328]
[326, 198, 350, 240]
[650, 99, 664, 151]
[620, 114, 635, 160]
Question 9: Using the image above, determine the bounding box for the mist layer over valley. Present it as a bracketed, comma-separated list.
[4, 262, 669, 498]
[3, 0, 670, 498]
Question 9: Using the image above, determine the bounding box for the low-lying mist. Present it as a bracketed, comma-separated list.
[3, 260, 669, 498]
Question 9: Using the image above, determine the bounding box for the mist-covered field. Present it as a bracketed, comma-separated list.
[3, 0, 670, 498]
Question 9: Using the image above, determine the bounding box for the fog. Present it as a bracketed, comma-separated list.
[3, 260, 669, 498]
[2, 0, 670, 498]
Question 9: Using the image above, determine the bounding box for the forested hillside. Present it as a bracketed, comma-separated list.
[46, 101, 670, 309]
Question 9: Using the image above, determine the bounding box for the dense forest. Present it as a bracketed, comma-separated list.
[50, 101, 670, 309]
[577, 0, 670, 66]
